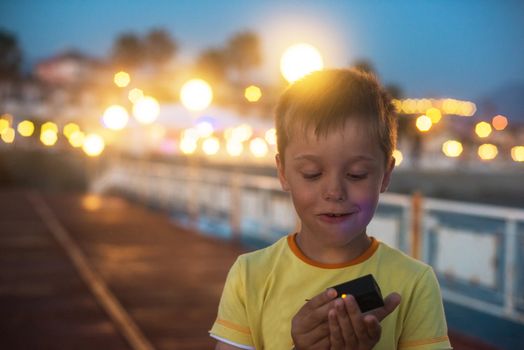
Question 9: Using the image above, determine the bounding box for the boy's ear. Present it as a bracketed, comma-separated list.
[380, 157, 395, 193]
[275, 153, 290, 192]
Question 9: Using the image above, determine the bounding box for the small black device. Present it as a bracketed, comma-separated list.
[330, 274, 384, 313]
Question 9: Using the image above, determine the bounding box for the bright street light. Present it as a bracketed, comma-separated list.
[133, 96, 160, 124]
[280, 43, 324, 83]
[180, 79, 213, 111]
[102, 105, 129, 130]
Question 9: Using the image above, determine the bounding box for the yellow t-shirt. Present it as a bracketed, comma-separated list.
[210, 234, 452, 350]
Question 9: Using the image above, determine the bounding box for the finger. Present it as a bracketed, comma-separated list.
[344, 294, 368, 341]
[335, 298, 358, 348]
[368, 292, 401, 322]
[328, 309, 344, 350]
[306, 288, 338, 309]
[364, 315, 381, 341]
[297, 289, 338, 329]
[310, 336, 331, 350]
[291, 318, 330, 347]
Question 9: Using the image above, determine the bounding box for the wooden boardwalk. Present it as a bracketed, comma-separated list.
[0, 189, 499, 349]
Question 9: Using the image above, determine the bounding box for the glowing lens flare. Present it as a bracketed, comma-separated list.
[280, 43, 324, 83]
[180, 79, 213, 111]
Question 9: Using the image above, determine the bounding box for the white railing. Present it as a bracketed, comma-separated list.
[92, 158, 524, 325]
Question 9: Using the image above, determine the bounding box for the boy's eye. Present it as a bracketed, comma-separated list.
[348, 173, 367, 180]
[302, 173, 321, 180]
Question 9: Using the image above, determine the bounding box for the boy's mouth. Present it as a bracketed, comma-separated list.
[317, 212, 353, 223]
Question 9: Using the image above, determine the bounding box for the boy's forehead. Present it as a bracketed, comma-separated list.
[285, 116, 375, 141]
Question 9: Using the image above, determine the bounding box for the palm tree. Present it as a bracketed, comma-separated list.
[144, 29, 177, 67]
[226, 31, 261, 83]
[111, 33, 144, 70]
[0, 30, 22, 81]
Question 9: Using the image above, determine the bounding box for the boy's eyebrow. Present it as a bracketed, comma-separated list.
[293, 154, 376, 162]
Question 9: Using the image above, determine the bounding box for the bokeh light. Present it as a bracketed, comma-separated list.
[244, 85, 262, 102]
[114, 71, 130, 88]
[265, 128, 277, 146]
[280, 43, 324, 83]
[40, 129, 58, 146]
[202, 137, 220, 155]
[492, 115, 508, 131]
[226, 140, 244, 157]
[82, 134, 105, 157]
[478, 143, 498, 161]
[180, 138, 197, 155]
[17, 120, 35, 137]
[442, 140, 463, 158]
[426, 108, 442, 124]
[63, 122, 80, 138]
[180, 79, 213, 111]
[511, 146, 524, 162]
[231, 124, 253, 142]
[195, 121, 214, 138]
[392, 149, 403, 166]
[475, 122, 492, 138]
[102, 105, 129, 130]
[1, 128, 15, 143]
[133, 96, 160, 124]
[82, 194, 102, 211]
[69, 130, 85, 148]
[42, 122, 58, 134]
[249, 137, 268, 158]
[128, 88, 144, 103]
[416, 115, 432, 132]
[0, 118, 10, 134]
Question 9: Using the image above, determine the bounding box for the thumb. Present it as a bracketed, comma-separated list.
[369, 292, 401, 322]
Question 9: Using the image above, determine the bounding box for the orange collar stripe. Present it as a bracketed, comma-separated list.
[287, 233, 379, 269]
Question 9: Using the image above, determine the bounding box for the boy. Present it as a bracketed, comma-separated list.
[210, 69, 451, 349]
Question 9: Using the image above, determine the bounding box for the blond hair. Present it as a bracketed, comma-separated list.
[275, 68, 397, 164]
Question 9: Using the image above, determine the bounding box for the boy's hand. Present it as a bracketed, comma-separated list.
[291, 288, 338, 350]
[328, 292, 401, 350]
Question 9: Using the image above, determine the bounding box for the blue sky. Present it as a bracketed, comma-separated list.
[1, 0, 523, 101]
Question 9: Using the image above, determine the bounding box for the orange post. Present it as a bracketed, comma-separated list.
[411, 191, 423, 259]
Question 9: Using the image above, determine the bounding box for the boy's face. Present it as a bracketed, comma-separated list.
[276, 119, 394, 250]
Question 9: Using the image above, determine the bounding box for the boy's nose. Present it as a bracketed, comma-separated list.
[322, 186, 346, 202]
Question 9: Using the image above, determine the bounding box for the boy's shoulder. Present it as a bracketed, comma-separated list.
[375, 240, 432, 275]
[236, 235, 290, 270]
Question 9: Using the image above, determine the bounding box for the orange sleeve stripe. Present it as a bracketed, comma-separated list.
[216, 318, 251, 335]
[399, 335, 450, 348]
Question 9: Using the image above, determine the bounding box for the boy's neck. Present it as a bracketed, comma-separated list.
[295, 231, 372, 265]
